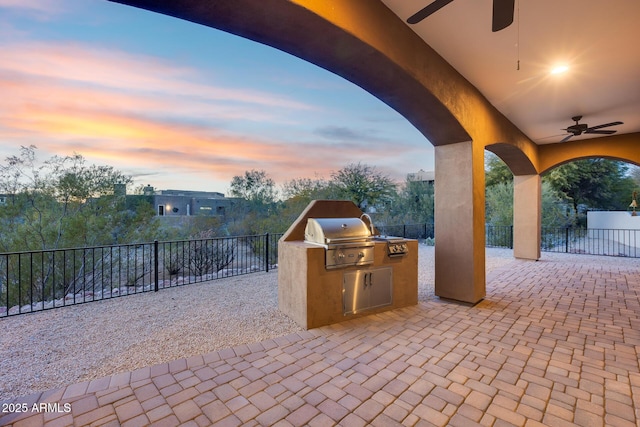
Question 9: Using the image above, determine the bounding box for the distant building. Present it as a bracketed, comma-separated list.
[139, 186, 235, 217]
[407, 169, 434, 185]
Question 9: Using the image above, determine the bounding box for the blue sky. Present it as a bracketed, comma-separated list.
[0, 0, 434, 194]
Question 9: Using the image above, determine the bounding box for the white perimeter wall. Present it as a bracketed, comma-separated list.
[587, 211, 640, 249]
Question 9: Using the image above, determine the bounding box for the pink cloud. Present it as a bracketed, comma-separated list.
[0, 0, 64, 21]
[9, 104, 403, 183]
[0, 41, 314, 112]
[0, 40, 418, 189]
[0, 0, 58, 12]
[1, 96, 328, 180]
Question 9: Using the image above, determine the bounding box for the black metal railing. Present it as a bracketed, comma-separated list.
[484, 225, 640, 257]
[0, 233, 282, 317]
[486, 225, 514, 248]
[377, 223, 435, 240]
[2, 224, 638, 317]
[378, 223, 515, 248]
[541, 227, 639, 257]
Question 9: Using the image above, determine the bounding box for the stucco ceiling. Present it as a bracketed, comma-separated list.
[380, 0, 640, 145]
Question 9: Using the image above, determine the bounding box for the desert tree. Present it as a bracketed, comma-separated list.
[329, 162, 396, 210]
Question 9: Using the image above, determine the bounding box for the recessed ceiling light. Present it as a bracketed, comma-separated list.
[550, 65, 569, 75]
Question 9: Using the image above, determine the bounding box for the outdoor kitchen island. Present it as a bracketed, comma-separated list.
[278, 200, 418, 329]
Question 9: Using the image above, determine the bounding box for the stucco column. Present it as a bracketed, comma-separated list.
[434, 141, 485, 304]
[513, 174, 541, 260]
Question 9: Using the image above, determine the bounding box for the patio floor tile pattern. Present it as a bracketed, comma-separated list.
[2, 257, 640, 426]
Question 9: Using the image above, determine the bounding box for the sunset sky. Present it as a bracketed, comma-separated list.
[0, 0, 434, 195]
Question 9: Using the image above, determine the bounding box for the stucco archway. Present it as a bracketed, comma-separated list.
[485, 143, 541, 260]
[537, 135, 640, 258]
[485, 143, 537, 176]
[107, 0, 543, 303]
[539, 133, 640, 174]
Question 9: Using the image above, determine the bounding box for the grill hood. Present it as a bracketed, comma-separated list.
[304, 217, 372, 246]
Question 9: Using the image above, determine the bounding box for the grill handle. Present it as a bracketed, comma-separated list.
[325, 236, 373, 244]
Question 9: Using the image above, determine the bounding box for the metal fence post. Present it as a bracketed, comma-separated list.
[265, 233, 270, 273]
[154, 240, 159, 292]
[565, 228, 569, 253]
[510, 226, 514, 249]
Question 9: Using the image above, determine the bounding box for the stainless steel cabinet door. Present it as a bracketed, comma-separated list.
[368, 267, 393, 310]
[343, 267, 392, 315]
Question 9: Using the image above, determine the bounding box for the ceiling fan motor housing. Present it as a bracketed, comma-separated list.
[568, 124, 588, 135]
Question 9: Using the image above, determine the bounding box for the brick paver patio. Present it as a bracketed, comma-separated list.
[2, 255, 639, 426]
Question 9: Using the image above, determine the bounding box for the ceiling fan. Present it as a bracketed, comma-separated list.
[560, 116, 623, 142]
[407, 0, 515, 32]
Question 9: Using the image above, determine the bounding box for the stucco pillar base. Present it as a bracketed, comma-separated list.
[513, 174, 541, 260]
[434, 142, 485, 304]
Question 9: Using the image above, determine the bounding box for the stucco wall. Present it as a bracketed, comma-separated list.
[587, 211, 640, 249]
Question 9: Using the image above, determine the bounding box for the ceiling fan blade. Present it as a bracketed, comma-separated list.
[537, 133, 567, 141]
[586, 121, 623, 131]
[560, 134, 574, 143]
[585, 130, 617, 135]
[407, 0, 454, 24]
[492, 0, 515, 32]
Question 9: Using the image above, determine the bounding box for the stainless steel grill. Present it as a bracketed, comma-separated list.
[279, 200, 418, 328]
[304, 217, 375, 269]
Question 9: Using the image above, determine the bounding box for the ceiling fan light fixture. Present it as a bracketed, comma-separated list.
[550, 65, 569, 75]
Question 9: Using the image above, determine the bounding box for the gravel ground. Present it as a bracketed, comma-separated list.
[1, 245, 628, 402]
